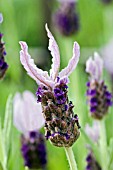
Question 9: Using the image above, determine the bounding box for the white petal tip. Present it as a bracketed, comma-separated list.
[19, 41, 28, 51]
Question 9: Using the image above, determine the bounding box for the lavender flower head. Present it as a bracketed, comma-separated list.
[86, 53, 113, 119]
[13, 91, 47, 169]
[19, 24, 80, 147]
[85, 121, 100, 143]
[53, 0, 79, 36]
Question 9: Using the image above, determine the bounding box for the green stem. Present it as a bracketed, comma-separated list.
[64, 147, 78, 170]
[99, 118, 108, 170]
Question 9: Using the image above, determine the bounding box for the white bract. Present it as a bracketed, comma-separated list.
[13, 91, 45, 135]
[85, 121, 100, 143]
[0, 13, 3, 24]
[19, 24, 80, 89]
[86, 52, 103, 81]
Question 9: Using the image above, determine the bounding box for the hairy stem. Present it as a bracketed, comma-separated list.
[64, 147, 78, 170]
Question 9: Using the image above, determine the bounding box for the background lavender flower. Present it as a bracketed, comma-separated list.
[0, 33, 8, 79]
[86, 151, 102, 170]
[53, 0, 79, 36]
[13, 91, 47, 169]
[21, 131, 47, 169]
[86, 53, 113, 119]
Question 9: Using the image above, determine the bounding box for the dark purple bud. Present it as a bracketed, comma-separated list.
[86, 82, 90, 87]
[90, 107, 96, 113]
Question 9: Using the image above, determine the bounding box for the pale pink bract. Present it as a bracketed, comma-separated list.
[86, 52, 103, 81]
[19, 24, 80, 89]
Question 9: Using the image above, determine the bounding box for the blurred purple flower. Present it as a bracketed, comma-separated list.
[13, 91, 47, 169]
[86, 151, 102, 170]
[53, 0, 79, 36]
[0, 33, 8, 79]
[21, 131, 47, 169]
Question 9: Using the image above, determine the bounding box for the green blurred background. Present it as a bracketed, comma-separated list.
[0, 0, 113, 169]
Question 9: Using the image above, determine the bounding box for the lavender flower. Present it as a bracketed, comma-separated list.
[19, 24, 80, 147]
[85, 121, 100, 143]
[86, 53, 113, 119]
[86, 151, 102, 170]
[0, 33, 8, 79]
[13, 91, 47, 169]
[53, 0, 79, 36]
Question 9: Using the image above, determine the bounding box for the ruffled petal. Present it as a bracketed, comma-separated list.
[59, 42, 80, 78]
[45, 24, 60, 81]
[19, 41, 53, 88]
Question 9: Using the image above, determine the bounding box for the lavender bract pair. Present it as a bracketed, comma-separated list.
[19, 24, 81, 147]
